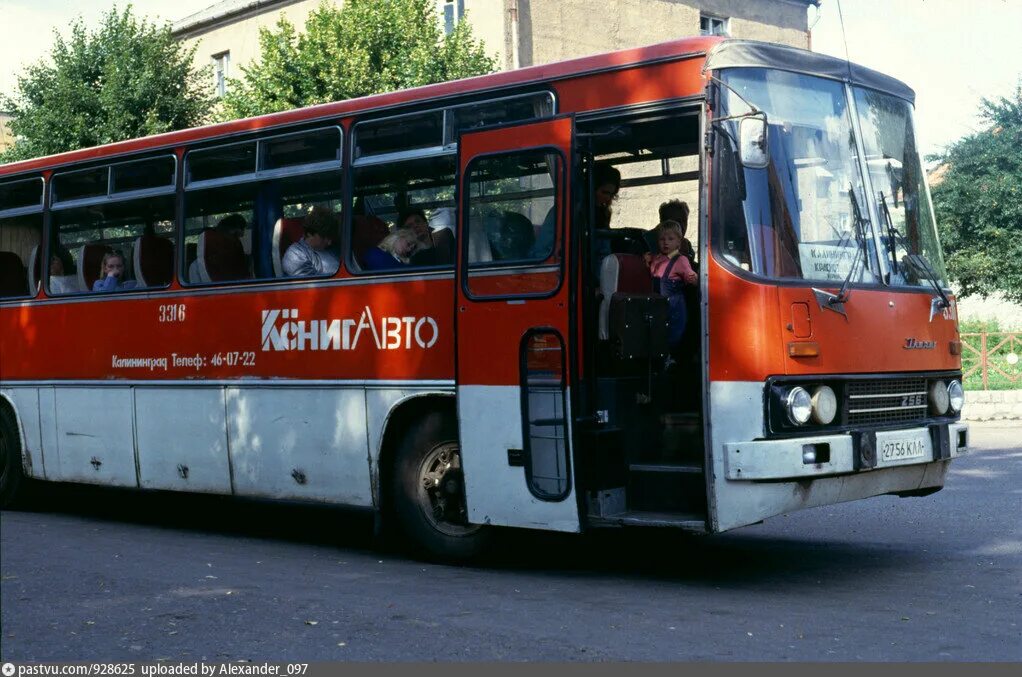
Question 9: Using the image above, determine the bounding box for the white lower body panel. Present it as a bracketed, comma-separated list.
[458, 384, 579, 532]
[0, 382, 441, 508]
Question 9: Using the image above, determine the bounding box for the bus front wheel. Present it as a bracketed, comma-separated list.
[392, 411, 490, 561]
[0, 405, 26, 508]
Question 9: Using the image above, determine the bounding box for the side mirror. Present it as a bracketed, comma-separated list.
[739, 115, 769, 169]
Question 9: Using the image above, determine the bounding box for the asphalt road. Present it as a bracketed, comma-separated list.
[1, 423, 1019, 662]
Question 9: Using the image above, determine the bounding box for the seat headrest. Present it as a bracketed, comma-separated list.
[600, 254, 651, 296]
[199, 230, 248, 282]
[135, 235, 174, 287]
[0, 251, 28, 297]
[272, 217, 307, 277]
[351, 215, 389, 259]
[77, 243, 112, 291]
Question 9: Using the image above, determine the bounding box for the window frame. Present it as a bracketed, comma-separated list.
[460, 144, 567, 302]
[700, 14, 730, 37]
[212, 51, 230, 98]
[50, 154, 178, 211]
[350, 91, 557, 165]
[518, 327, 572, 502]
[0, 175, 46, 219]
[184, 126, 343, 192]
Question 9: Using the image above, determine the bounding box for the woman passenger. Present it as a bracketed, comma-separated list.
[363, 228, 419, 271]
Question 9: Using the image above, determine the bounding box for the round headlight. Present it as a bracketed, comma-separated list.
[928, 380, 949, 415]
[947, 380, 964, 413]
[786, 387, 813, 425]
[811, 385, 838, 425]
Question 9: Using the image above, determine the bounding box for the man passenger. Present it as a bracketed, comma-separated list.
[282, 206, 341, 277]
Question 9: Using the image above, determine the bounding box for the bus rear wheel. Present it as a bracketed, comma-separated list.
[0, 405, 26, 508]
[392, 411, 490, 561]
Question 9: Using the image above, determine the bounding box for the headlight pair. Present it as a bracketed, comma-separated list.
[785, 385, 837, 426]
[930, 379, 964, 415]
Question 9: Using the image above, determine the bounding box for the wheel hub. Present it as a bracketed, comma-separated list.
[416, 442, 476, 536]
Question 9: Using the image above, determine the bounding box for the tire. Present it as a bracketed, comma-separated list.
[391, 411, 491, 561]
[0, 404, 26, 508]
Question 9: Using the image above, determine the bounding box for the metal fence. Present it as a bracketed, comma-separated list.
[961, 332, 1022, 390]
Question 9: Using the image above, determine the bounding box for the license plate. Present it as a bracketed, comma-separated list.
[880, 436, 927, 463]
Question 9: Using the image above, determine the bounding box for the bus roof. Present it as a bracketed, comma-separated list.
[0, 35, 724, 178]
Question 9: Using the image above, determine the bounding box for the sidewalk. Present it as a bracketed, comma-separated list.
[964, 419, 1021, 453]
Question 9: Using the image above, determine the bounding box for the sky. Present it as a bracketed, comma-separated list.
[1, 0, 1020, 157]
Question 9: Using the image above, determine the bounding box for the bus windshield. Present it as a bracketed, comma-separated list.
[853, 87, 949, 289]
[714, 68, 880, 285]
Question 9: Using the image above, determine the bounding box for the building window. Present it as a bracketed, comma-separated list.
[213, 51, 230, 97]
[443, 0, 465, 36]
[700, 14, 729, 36]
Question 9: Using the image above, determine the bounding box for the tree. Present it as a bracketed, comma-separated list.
[1, 5, 214, 164]
[931, 85, 1022, 303]
[219, 0, 496, 120]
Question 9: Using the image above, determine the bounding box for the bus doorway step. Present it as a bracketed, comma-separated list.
[588, 510, 707, 531]
[628, 462, 702, 474]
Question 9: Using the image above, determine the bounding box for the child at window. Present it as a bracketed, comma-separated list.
[643, 220, 697, 350]
[93, 252, 137, 292]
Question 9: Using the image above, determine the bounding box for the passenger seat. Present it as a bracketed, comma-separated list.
[351, 215, 389, 268]
[77, 243, 112, 291]
[598, 253, 652, 340]
[27, 244, 40, 293]
[0, 251, 28, 297]
[197, 230, 249, 283]
[134, 234, 174, 287]
[271, 217, 306, 277]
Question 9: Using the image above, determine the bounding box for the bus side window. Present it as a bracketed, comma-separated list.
[50, 196, 175, 294]
[183, 128, 343, 285]
[0, 176, 45, 299]
[465, 149, 560, 266]
[46, 158, 176, 295]
[349, 114, 457, 272]
[0, 216, 41, 298]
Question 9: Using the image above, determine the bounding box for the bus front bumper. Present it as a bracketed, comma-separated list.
[722, 422, 969, 481]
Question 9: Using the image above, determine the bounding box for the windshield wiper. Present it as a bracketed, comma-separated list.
[812, 184, 868, 316]
[877, 192, 951, 319]
[878, 191, 899, 279]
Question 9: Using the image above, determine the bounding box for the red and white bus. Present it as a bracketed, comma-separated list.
[0, 37, 968, 558]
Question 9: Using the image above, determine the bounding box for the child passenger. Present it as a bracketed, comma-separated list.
[93, 252, 137, 292]
[643, 220, 697, 350]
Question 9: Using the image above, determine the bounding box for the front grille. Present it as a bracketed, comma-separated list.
[846, 378, 928, 426]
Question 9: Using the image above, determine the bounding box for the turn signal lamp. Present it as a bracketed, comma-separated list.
[788, 342, 820, 357]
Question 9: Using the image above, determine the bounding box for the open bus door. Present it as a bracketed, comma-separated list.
[454, 116, 580, 532]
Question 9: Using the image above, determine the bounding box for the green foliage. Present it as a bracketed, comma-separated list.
[0, 5, 214, 164]
[931, 84, 1022, 303]
[958, 318, 1003, 335]
[219, 0, 496, 120]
